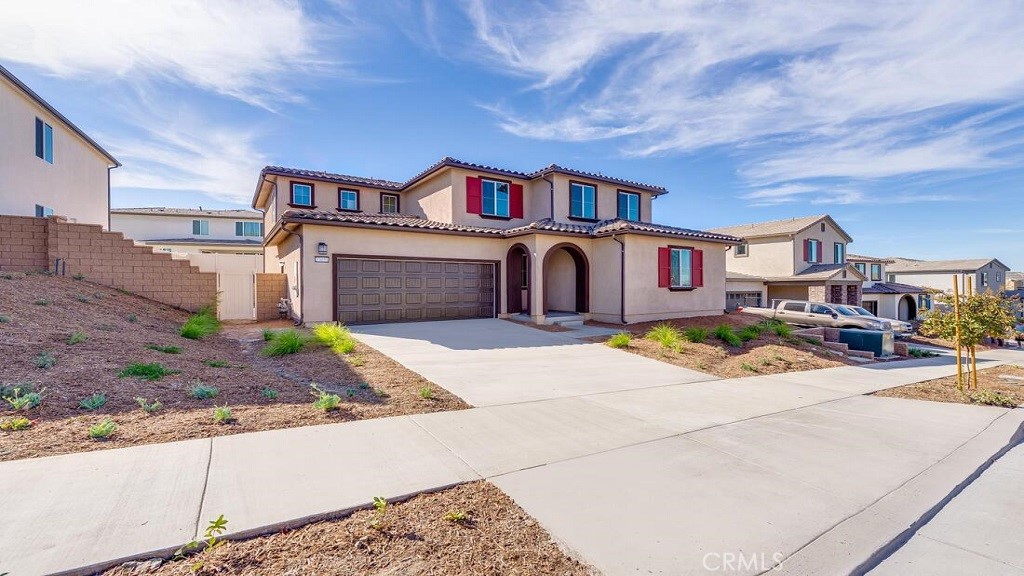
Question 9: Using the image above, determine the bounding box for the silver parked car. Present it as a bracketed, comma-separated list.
[840, 305, 914, 338]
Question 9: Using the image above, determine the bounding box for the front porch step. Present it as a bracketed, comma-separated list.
[823, 341, 850, 353]
[547, 314, 585, 327]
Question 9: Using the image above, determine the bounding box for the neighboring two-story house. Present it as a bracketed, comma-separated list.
[110, 207, 264, 256]
[252, 157, 741, 325]
[0, 64, 120, 227]
[709, 214, 866, 308]
[886, 258, 1011, 295]
[848, 254, 930, 321]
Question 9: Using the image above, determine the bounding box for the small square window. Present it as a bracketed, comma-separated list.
[735, 243, 748, 257]
[854, 262, 866, 275]
[570, 182, 596, 219]
[617, 191, 639, 221]
[338, 189, 359, 211]
[481, 179, 510, 217]
[381, 193, 399, 214]
[192, 219, 209, 235]
[290, 182, 314, 207]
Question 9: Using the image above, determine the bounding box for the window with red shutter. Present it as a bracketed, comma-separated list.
[803, 238, 810, 262]
[466, 176, 482, 214]
[691, 249, 704, 287]
[510, 183, 524, 218]
[658, 247, 671, 287]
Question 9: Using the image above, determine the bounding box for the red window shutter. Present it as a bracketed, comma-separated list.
[803, 239, 810, 262]
[509, 183, 524, 218]
[466, 176, 482, 214]
[658, 247, 671, 287]
[816, 240, 822, 263]
[692, 249, 704, 287]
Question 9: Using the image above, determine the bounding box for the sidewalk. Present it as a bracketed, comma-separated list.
[0, 355, 1018, 575]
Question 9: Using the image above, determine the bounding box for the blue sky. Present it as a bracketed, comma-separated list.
[3, 1, 1023, 268]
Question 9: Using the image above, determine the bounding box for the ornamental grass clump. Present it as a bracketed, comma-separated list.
[180, 306, 220, 340]
[606, 332, 632, 348]
[260, 329, 308, 357]
[683, 327, 709, 343]
[646, 323, 682, 350]
[312, 322, 358, 355]
[714, 324, 743, 347]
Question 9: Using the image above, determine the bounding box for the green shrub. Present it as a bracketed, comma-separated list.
[443, 510, 469, 524]
[135, 397, 163, 414]
[146, 344, 182, 354]
[34, 352, 56, 369]
[118, 363, 177, 380]
[646, 323, 682, 349]
[260, 387, 278, 400]
[310, 383, 341, 411]
[419, 386, 434, 400]
[607, 332, 632, 348]
[33, 299, 49, 306]
[908, 347, 940, 358]
[74, 293, 91, 303]
[348, 355, 366, 367]
[180, 306, 220, 340]
[967, 389, 1018, 408]
[204, 359, 230, 368]
[738, 326, 761, 342]
[127, 314, 138, 323]
[740, 362, 758, 372]
[213, 406, 233, 424]
[683, 327, 709, 343]
[190, 382, 220, 400]
[714, 324, 743, 347]
[67, 330, 89, 345]
[79, 393, 107, 411]
[0, 417, 33, 431]
[261, 328, 276, 341]
[2, 385, 43, 411]
[88, 418, 117, 440]
[0, 315, 10, 323]
[261, 329, 307, 357]
[770, 322, 793, 338]
[312, 322, 358, 355]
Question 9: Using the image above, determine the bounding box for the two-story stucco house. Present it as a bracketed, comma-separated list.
[886, 258, 1011, 295]
[0, 64, 120, 227]
[709, 214, 866, 307]
[848, 254, 930, 321]
[252, 157, 741, 325]
[110, 207, 264, 256]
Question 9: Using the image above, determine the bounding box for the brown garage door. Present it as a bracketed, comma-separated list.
[335, 257, 496, 324]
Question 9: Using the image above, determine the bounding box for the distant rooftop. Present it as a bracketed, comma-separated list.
[112, 207, 261, 219]
[708, 214, 852, 242]
[887, 258, 1008, 273]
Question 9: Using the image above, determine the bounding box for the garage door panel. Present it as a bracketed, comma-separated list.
[336, 257, 496, 324]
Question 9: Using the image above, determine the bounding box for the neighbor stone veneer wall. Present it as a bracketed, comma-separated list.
[255, 273, 288, 320]
[0, 215, 216, 312]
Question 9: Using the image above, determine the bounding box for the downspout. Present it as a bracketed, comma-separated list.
[542, 175, 555, 220]
[106, 165, 115, 231]
[612, 234, 626, 324]
[277, 222, 304, 326]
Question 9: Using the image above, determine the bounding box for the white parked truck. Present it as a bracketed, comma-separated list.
[739, 300, 893, 331]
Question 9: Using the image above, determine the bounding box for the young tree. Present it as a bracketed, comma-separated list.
[920, 292, 1014, 389]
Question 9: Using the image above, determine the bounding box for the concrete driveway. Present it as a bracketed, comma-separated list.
[351, 318, 717, 406]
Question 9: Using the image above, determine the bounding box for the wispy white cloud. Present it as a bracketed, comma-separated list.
[461, 0, 1024, 199]
[0, 0, 329, 108]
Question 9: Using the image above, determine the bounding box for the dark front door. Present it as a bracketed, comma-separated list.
[829, 285, 843, 304]
[506, 247, 529, 314]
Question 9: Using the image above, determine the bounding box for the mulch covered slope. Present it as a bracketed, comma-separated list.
[103, 481, 593, 576]
[0, 273, 467, 461]
[874, 364, 1024, 406]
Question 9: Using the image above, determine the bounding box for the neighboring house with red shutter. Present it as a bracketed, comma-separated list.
[709, 214, 866, 307]
[252, 157, 741, 325]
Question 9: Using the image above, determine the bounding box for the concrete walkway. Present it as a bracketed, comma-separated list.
[1, 324, 1021, 575]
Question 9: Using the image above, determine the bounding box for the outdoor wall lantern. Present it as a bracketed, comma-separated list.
[317, 242, 328, 255]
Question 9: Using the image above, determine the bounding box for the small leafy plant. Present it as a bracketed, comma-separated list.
[67, 331, 89, 345]
[261, 328, 276, 341]
[443, 510, 470, 524]
[34, 352, 56, 369]
[607, 332, 632, 348]
[0, 315, 10, 323]
[310, 383, 342, 411]
[213, 406, 233, 424]
[738, 325, 762, 342]
[419, 385, 434, 400]
[261, 329, 308, 357]
[79, 393, 107, 411]
[204, 359, 229, 368]
[260, 387, 278, 400]
[3, 386, 43, 411]
[190, 382, 220, 400]
[908, 347, 940, 358]
[118, 363, 177, 380]
[966, 389, 1018, 408]
[73, 273, 85, 280]
[740, 362, 758, 373]
[74, 293, 91, 303]
[369, 496, 388, 529]
[179, 306, 220, 340]
[714, 324, 743, 347]
[348, 355, 366, 367]
[127, 313, 138, 323]
[0, 417, 33, 431]
[769, 321, 793, 339]
[646, 323, 682, 350]
[88, 418, 117, 440]
[174, 514, 229, 569]
[146, 344, 182, 354]
[683, 327, 709, 343]
[33, 299, 49, 306]
[135, 397, 163, 414]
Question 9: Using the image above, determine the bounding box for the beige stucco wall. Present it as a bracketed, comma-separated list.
[0, 75, 112, 227]
[111, 213, 261, 243]
[767, 285, 810, 303]
[545, 248, 576, 311]
[403, 170, 452, 222]
[890, 264, 1007, 294]
[862, 294, 898, 319]
[264, 175, 396, 220]
[791, 222, 849, 273]
[724, 236, 796, 277]
[849, 258, 887, 286]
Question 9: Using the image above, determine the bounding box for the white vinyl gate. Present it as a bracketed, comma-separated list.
[217, 273, 255, 320]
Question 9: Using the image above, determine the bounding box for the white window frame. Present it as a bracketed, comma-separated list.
[192, 219, 209, 236]
[670, 247, 693, 289]
[617, 190, 639, 221]
[339, 189, 359, 211]
[381, 193, 399, 214]
[481, 178, 510, 217]
[735, 243, 748, 257]
[834, 242, 845, 264]
[570, 182, 596, 219]
[870, 263, 882, 281]
[807, 239, 821, 263]
[290, 183, 313, 207]
[36, 118, 54, 164]
[235, 221, 262, 237]
[854, 262, 866, 275]
[981, 272, 988, 287]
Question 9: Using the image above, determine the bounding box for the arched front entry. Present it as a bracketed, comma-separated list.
[898, 295, 917, 321]
[506, 244, 530, 314]
[542, 243, 589, 313]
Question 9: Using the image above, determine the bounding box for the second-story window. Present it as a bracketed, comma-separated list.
[381, 193, 399, 214]
[482, 179, 510, 217]
[735, 243, 748, 257]
[192, 219, 209, 236]
[235, 221, 263, 237]
[338, 188, 359, 211]
[870, 263, 882, 281]
[981, 272, 989, 287]
[806, 239, 821, 263]
[35, 118, 53, 164]
[834, 243, 845, 264]
[617, 191, 639, 221]
[290, 182, 314, 207]
[570, 182, 596, 219]
[854, 262, 866, 275]
[887, 273, 896, 283]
